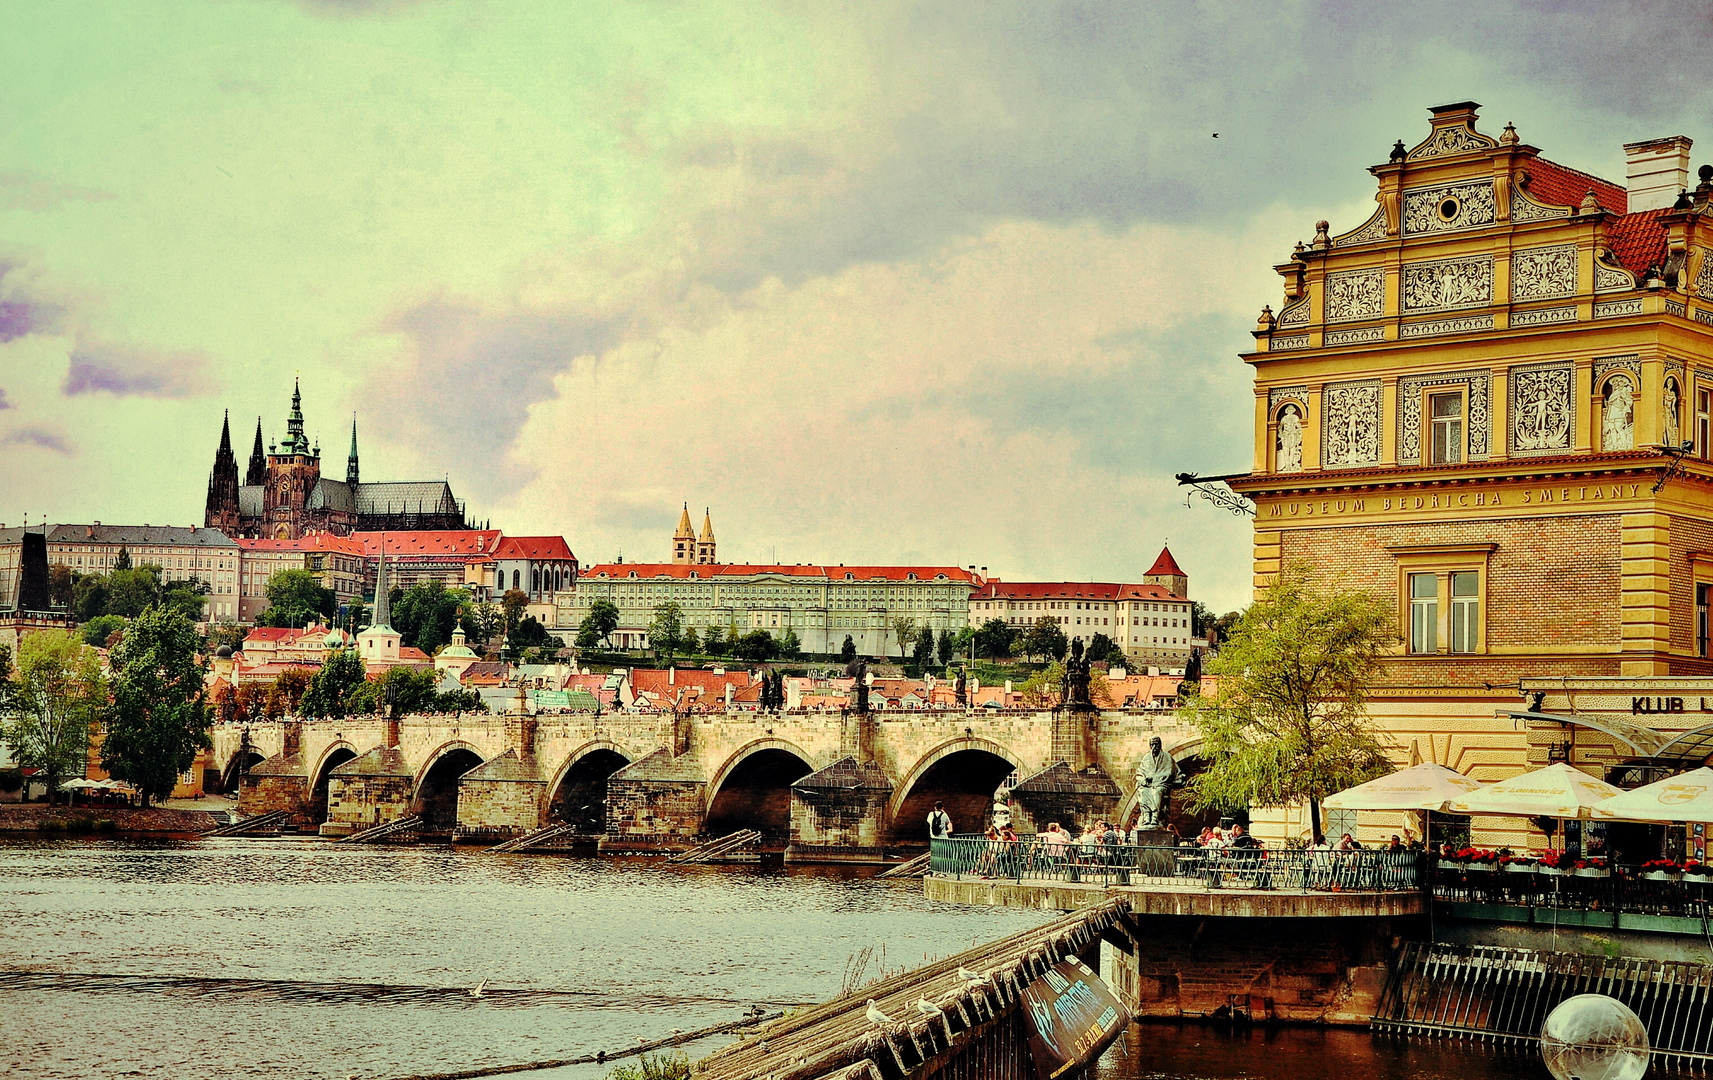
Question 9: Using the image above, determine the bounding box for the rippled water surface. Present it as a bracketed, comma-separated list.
[2, 838, 1549, 1080]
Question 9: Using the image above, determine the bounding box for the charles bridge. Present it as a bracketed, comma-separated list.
[216, 704, 1200, 857]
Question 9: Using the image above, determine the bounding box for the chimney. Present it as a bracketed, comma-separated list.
[669, 666, 676, 685]
[1624, 136, 1692, 212]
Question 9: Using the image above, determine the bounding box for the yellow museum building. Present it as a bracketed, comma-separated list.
[1224, 102, 1713, 850]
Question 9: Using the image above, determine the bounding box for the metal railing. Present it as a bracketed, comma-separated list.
[928, 835, 1424, 891]
[1431, 861, 1713, 924]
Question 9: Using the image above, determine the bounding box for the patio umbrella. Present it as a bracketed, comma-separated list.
[1449, 762, 1623, 819]
[1323, 762, 1484, 812]
[1589, 767, 1713, 823]
[57, 779, 100, 790]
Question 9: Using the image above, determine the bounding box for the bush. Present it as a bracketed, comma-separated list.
[607, 1052, 691, 1080]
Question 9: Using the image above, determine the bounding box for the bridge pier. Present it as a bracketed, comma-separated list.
[601, 748, 708, 853]
[321, 747, 414, 836]
[1005, 761, 1122, 835]
[786, 757, 893, 863]
[454, 749, 547, 840]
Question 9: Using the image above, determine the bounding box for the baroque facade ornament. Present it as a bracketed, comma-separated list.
[1324, 326, 1387, 346]
[1667, 299, 1688, 318]
[1602, 374, 1635, 451]
[1333, 209, 1388, 247]
[1510, 245, 1577, 301]
[1593, 298, 1645, 320]
[1593, 356, 1642, 390]
[1321, 381, 1382, 467]
[1511, 306, 1577, 328]
[1277, 295, 1311, 327]
[1271, 334, 1310, 351]
[1696, 249, 1713, 298]
[1400, 314, 1495, 339]
[1399, 371, 1490, 463]
[1267, 386, 1309, 410]
[1509, 363, 1573, 454]
[1402, 182, 1496, 235]
[1594, 260, 1634, 293]
[1510, 184, 1567, 222]
[1402, 255, 1492, 311]
[1406, 124, 1496, 160]
[1324, 269, 1385, 322]
[1276, 404, 1305, 473]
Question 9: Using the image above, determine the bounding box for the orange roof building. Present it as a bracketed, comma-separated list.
[969, 570, 1197, 669]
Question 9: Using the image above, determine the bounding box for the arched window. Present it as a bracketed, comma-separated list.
[533, 568, 541, 593]
[512, 569, 520, 590]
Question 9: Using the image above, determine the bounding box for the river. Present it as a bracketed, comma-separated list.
[0, 838, 1545, 1080]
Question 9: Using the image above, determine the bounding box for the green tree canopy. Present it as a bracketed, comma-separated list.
[936, 629, 956, 667]
[680, 626, 700, 655]
[114, 546, 131, 571]
[82, 614, 126, 649]
[299, 647, 368, 719]
[391, 579, 473, 654]
[101, 606, 212, 806]
[1, 632, 105, 802]
[576, 599, 620, 650]
[649, 602, 685, 660]
[839, 634, 857, 663]
[1086, 632, 1117, 664]
[257, 569, 336, 628]
[778, 626, 801, 660]
[500, 589, 530, 635]
[465, 602, 501, 651]
[505, 616, 562, 661]
[1185, 563, 1397, 844]
[888, 616, 917, 660]
[1019, 617, 1067, 662]
[972, 618, 1015, 660]
[72, 575, 109, 623]
[734, 629, 779, 662]
[910, 626, 935, 673]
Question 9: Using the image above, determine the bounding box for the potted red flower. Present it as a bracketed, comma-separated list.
[1500, 853, 1539, 873]
[1464, 847, 1499, 870]
[1640, 858, 1683, 882]
[1538, 850, 1573, 876]
[1572, 857, 1610, 878]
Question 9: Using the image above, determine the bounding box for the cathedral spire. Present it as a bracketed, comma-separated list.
[370, 540, 392, 630]
[204, 410, 241, 532]
[284, 378, 308, 455]
[673, 502, 696, 564]
[246, 417, 267, 485]
[346, 414, 360, 486]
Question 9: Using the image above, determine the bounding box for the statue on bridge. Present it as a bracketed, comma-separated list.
[759, 670, 786, 711]
[955, 666, 967, 708]
[844, 659, 869, 713]
[1134, 735, 1183, 831]
[1061, 639, 1094, 712]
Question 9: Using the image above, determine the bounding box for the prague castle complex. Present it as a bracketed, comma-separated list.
[1225, 102, 1713, 840]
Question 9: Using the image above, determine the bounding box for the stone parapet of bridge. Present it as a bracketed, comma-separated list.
[217, 707, 1200, 856]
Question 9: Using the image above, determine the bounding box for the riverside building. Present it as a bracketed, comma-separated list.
[1217, 102, 1713, 845]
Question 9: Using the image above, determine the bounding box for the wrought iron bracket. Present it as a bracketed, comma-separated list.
[1652, 441, 1695, 494]
[1174, 472, 1255, 517]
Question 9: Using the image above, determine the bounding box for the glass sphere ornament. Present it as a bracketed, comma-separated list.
[1540, 994, 1650, 1080]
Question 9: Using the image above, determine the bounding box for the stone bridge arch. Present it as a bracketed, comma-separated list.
[887, 737, 1025, 845]
[545, 739, 635, 833]
[307, 740, 359, 824]
[412, 740, 486, 832]
[704, 737, 816, 839]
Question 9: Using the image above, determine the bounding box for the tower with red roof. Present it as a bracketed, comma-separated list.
[1143, 545, 1188, 600]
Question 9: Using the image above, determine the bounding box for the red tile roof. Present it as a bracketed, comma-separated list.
[493, 535, 577, 562]
[1606, 208, 1671, 277]
[629, 668, 754, 695]
[1521, 157, 1626, 215]
[1146, 546, 1185, 578]
[354, 530, 502, 559]
[579, 563, 978, 583]
[242, 627, 295, 643]
[236, 535, 367, 555]
[972, 581, 1185, 603]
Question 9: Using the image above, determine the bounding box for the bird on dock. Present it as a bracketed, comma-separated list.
[468, 980, 486, 998]
[957, 966, 985, 984]
[916, 996, 953, 1041]
[866, 999, 896, 1028]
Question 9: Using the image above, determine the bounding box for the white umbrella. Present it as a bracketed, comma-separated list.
[1323, 762, 1484, 812]
[1450, 762, 1623, 819]
[57, 779, 100, 790]
[1590, 766, 1713, 823]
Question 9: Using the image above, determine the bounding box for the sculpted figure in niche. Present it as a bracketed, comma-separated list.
[1665, 379, 1682, 448]
[1603, 375, 1635, 451]
[1276, 405, 1304, 472]
[1134, 735, 1183, 831]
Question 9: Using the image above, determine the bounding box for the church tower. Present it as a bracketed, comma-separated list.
[204, 410, 241, 534]
[696, 508, 717, 564]
[673, 503, 695, 563]
[261, 379, 323, 540]
[1143, 545, 1188, 599]
[346, 415, 360, 486]
[245, 418, 267, 486]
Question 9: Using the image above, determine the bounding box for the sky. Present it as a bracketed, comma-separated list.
[4, 2, 1713, 613]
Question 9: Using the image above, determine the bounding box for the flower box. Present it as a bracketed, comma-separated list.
[1439, 860, 1465, 871]
[1573, 867, 1610, 878]
[1539, 866, 1568, 877]
[1504, 863, 1537, 873]
[1466, 862, 1496, 871]
[1643, 871, 1682, 882]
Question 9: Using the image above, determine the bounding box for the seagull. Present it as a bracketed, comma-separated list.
[957, 966, 985, 984]
[468, 980, 486, 998]
[916, 997, 953, 1041]
[1211, 133, 1219, 138]
[866, 999, 896, 1028]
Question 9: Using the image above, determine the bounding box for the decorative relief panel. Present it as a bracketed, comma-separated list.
[1402, 182, 1497, 235]
[1277, 295, 1310, 328]
[1511, 306, 1577, 328]
[1696, 249, 1713, 297]
[1333, 209, 1388, 247]
[1267, 386, 1308, 410]
[1510, 190, 1566, 222]
[1398, 371, 1490, 463]
[1324, 269, 1384, 322]
[1271, 334, 1311, 351]
[1593, 299, 1644, 320]
[1667, 299, 1688, 318]
[1508, 363, 1574, 455]
[1406, 125, 1496, 161]
[1320, 381, 1382, 468]
[1324, 326, 1387, 346]
[1593, 356, 1641, 388]
[1595, 260, 1633, 292]
[1399, 313, 1495, 339]
[1511, 245, 1577, 301]
[1402, 255, 1492, 311]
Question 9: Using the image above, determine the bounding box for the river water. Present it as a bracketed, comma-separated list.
[0, 839, 1545, 1080]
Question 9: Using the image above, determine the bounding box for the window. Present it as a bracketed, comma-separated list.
[1698, 389, 1710, 460]
[1698, 584, 1713, 658]
[1429, 391, 1463, 464]
[1409, 573, 1438, 653]
[1449, 572, 1479, 653]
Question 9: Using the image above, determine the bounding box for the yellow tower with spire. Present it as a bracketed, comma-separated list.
[696, 508, 717, 565]
[672, 504, 696, 564]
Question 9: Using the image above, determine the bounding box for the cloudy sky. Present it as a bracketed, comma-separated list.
[3, 2, 1711, 612]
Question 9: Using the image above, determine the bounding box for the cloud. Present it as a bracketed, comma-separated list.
[1, 427, 72, 454]
[61, 341, 211, 399]
[0, 388, 11, 410]
[0, 169, 115, 213]
[0, 260, 66, 342]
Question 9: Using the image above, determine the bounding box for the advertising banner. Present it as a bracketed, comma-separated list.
[1020, 955, 1127, 1078]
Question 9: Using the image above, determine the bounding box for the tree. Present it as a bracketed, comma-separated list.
[577, 599, 620, 650]
[48, 564, 75, 608]
[263, 670, 310, 719]
[501, 589, 530, 635]
[205, 621, 246, 654]
[936, 629, 956, 667]
[972, 618, 1016, 660]
[839, 634, 857, 663]
[114, 546, 131, 571]
[1211, 609, 1244, 647]
[681, 626, 700, 655]
[1185, 563, 1397, 845]
[911, 626, 934, 672]
[391, 579, 470, 654]
[1087, 632, 1117, 664]
[158, 575, 211, 623]
[734, 629, 779, 662]
[344, 600, 371, 636]
[888, 616, 917, 660]
[72, 575, 109, 623]
[778, 627, 801, 660]
[1018, 662, 1063, 708]
[106, 567, 162, 619]
[347, 666, 442, 716]
[101, 606, 212, 806]
[465, 603, 501, 651]
[82, 614, 126, 649]
[299, 647, 367, 719]
[505, 616, 562, 661]
[258, 570, 336, 628]
[1, 632, 105, 803]
[703, 626, 732, 658]
[1020, 617, 1067, 663]
[1191, 601, 1218, 638]
[649, 602, 685, 660]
